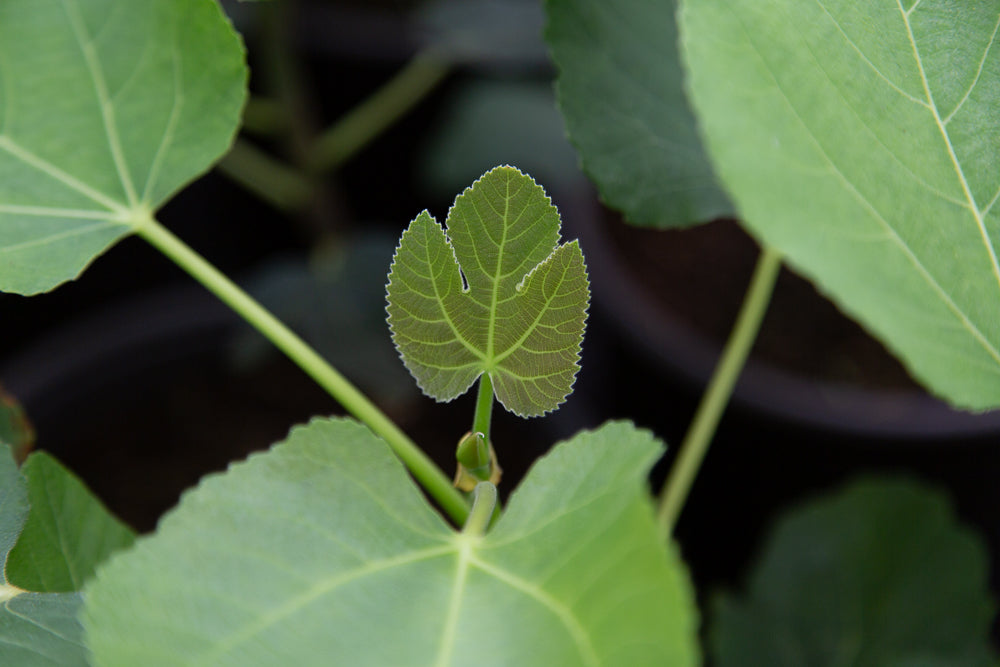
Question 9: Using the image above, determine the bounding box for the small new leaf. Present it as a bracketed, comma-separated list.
[387, 166, 589, 417]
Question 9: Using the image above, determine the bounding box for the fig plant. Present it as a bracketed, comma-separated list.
[0, 0, 996, 665]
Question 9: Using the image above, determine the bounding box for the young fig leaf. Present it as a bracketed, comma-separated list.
[386, 166, 589, 417]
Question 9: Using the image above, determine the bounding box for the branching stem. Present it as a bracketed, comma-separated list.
[135, 216, 470, 525]
[309, 50, 450, 171]
[657, 245, 782, 536]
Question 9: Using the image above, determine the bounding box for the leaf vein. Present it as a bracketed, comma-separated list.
[63, 0, 139, 207]
[898, 0, 1000, 310]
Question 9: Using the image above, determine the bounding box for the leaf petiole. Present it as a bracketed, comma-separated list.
[462, 482, 498, 536]
[472, 374, 494, 443]
[657, 245, 781, 536]
[133, 216, 470, 525]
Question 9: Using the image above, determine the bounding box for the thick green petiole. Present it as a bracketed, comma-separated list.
[657, 245, 782, 536]
[463, 482, 498, 536]
[135, 216, 470, 525]
[472, 374, 494, 444]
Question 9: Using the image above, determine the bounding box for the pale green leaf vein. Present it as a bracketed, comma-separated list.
[434, 540, 473, 667]
[141, 28, 185, 204]
[467, 556, 599, 667]
[985, 187, 1000, 218]
[4, 599, 83, 646]
[0, 221, 122, 254]
[0, 205, 111, 220]
[495, 249, 579, 364]
[415, 227, 483, 360]
[812, 0, 926, 107]
[0, 136, 123, 213]
[736, 5, 1000, 369]
[190, 545, 454, 666]
[63, 0, 139, 207]
[803, 7, 968, 208]
[943, 12, 1000, 125]
[486, 182, 510, 359]
[292, 449, 448, 540]
[898, 0, 1000, 299]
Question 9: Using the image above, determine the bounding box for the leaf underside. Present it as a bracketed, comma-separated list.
[0, 0, 246, 295]
[711, 477, 997, 666]
[681, 0, 1000, 409]
[545, 0, 732, 228]
[387, 166, 590, 417]
[82, 418, 699, 666]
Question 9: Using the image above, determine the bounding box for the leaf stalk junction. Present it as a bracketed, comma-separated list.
[134, 215, 470, 525]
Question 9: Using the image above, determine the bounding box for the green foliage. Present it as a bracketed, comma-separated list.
[7, 453, 135, 593]
[680, 0, 1000, 409]
[711, 477, 997, 666]
[0, 0, 246, 295]
[545, 0, 732, 227]
[387, 166, 590, 417]
[0, 444, 129, 666]
[82, 418, 699, 666]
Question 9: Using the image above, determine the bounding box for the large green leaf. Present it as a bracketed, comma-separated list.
[680, 1, 1000, 408]
[711, 477, 996, 666]
[0, 443, 128, 666]
[82, 418, 699, 665]
[0, 0, 246, 295]
[387, 166, 590, 417]
[545, 0, 732, 228]
[6, 453, 135, 593]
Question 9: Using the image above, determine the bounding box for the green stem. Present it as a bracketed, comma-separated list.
[463, 482, 498, 536]
[135, 217, 469, 525]
[472, 374, 494, 442]
[657, 245, 782, 536]
[308, 50, 450, 172]
[216, 139, 313, 212]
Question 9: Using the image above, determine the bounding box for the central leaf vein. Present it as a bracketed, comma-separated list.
[63, 0, 139, 208]
[735, 4, 1000, 369]
[899, 0, 1000, 300]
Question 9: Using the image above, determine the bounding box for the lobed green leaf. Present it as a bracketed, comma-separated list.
[680, 0, 1000, 408]
[82, 418, 699, 666]
[0, 0, 246, 295]
[387, 166, 590, 417]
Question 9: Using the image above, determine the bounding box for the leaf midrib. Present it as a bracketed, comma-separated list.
[64, 0, 140, 209]
[190, 539, 599, 666]
[729, 2, 1000, 369]
[897, 0, 1000, 298]
[485, 177, 512, 367]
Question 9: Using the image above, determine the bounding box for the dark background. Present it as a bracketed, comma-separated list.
[2, 0, 999, 644]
